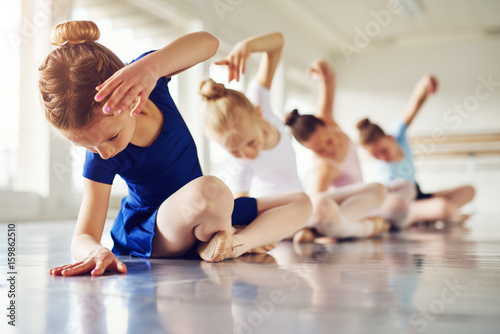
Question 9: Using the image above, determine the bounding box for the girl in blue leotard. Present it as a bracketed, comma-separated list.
[356, 75, 475, 226]
[41, 21, 311, 276]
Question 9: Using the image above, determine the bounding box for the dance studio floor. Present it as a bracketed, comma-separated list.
[1, 214, 500, 334]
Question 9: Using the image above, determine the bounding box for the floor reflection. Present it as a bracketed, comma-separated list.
[0, 218, 499, 334]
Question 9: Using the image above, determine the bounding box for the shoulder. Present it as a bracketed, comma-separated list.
[390, 119, 408, 140]
[83, 150, 121, 184]
[313, 156, 340, 172]
[246, 80, 270, 103]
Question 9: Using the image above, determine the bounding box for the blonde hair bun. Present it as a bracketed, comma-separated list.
[199, 78, 226, 100]
[51, 20, 100, 46]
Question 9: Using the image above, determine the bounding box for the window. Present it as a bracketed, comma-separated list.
[0, 2, 21, 190]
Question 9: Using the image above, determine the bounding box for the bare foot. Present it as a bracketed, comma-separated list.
[232, 225, 278, 255]
[448, 213, 471, 225]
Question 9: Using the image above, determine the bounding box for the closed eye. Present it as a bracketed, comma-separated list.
[108, 133, 119, 141]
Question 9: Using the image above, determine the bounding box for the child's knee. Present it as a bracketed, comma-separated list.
[463, 185, 476, 202]
[190, 175, 234, 216]
[312, 195, 339, 223]
[292, 192, 313, 214]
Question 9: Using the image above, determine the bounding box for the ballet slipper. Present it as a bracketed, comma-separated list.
[293, 228, 316, 243]
[197, 230, 234, 262]
[235, 253, 277, 264]
[313, 236, 338, 245]
[246, 243, 278, 254]
[362, 217, 389, 237]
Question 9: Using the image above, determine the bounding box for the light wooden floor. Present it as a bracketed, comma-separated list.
[1, 213, 500, 334]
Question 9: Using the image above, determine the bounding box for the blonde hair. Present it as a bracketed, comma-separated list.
[39, 20, 124, 130]
[199, 78, 257, 135]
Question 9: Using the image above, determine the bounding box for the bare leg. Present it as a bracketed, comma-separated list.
[151, 175, 235, 257]
[369, 179, 416, 229]
[309, 188, 387, 239]
[326, 182, 387, 221]
[432, 185, 475, 208]
[408, 185, 475, 224]
[229, 192, 312, 258]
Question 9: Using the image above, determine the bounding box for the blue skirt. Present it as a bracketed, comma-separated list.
[111, 197, 258, 258]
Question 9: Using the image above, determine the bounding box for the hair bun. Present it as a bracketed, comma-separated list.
[285, 109, 300, 126]
[199, 79, 226, 100]
[51, 20, 100, 46]
[356, 118, 372, 130]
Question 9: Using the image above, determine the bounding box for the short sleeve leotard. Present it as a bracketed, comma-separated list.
[375, 119, 429, 199]
[228, 80, 303, 197]
[83, 51, 257, 258]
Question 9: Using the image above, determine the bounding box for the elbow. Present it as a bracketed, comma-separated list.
[201, 31, 220, 59]
[274, 32, 285, 49]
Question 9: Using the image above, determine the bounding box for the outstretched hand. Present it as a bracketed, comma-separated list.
[49, 248, 127, 276]
[306, 58, 333, 82]
[94, 59, 159, 117]
[214, 41, 251, 83]
[418, 75, 438, 95]
[426, 75, 438, 94]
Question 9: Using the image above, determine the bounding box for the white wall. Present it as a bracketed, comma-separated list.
[331, 37, 500, 138]
[326, 36, 500, 214]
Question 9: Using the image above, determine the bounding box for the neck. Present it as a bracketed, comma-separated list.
[130, 100, 163, 147]
[261, 120, 280, 150]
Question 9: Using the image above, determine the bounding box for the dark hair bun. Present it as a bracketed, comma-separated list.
[285, 109, 300, 126]
[356, 118, 372, 130]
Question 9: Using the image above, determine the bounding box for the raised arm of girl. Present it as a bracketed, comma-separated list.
[214, 32, 284, 88]
[308, 58, 336, 126]
[49, 30, 219, 277]
[402, 75, 438, 126]
[95, 32, 219, 116]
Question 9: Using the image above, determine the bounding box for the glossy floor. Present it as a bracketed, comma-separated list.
[1, 215, 500, 334]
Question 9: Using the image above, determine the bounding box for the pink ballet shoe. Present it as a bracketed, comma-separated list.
[197, 231, 234, 262]
[293, 228, 316, 243]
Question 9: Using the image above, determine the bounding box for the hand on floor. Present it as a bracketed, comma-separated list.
[49, 248, 127, 276]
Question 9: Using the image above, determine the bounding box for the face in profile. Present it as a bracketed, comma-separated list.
[61, 111, 137, 160]
[364, 136, 399, 162]
[301, 125, 338, 158]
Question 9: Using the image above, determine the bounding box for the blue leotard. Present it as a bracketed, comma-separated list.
[82, 51, 257, 257]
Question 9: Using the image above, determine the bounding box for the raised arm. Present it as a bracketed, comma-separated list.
[402, 75, 438, 126]
[49, 179, 127, 276]
[215, 32, 284, 89]
[95, 31, 219, 116]
[308, 59, 336, 126]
